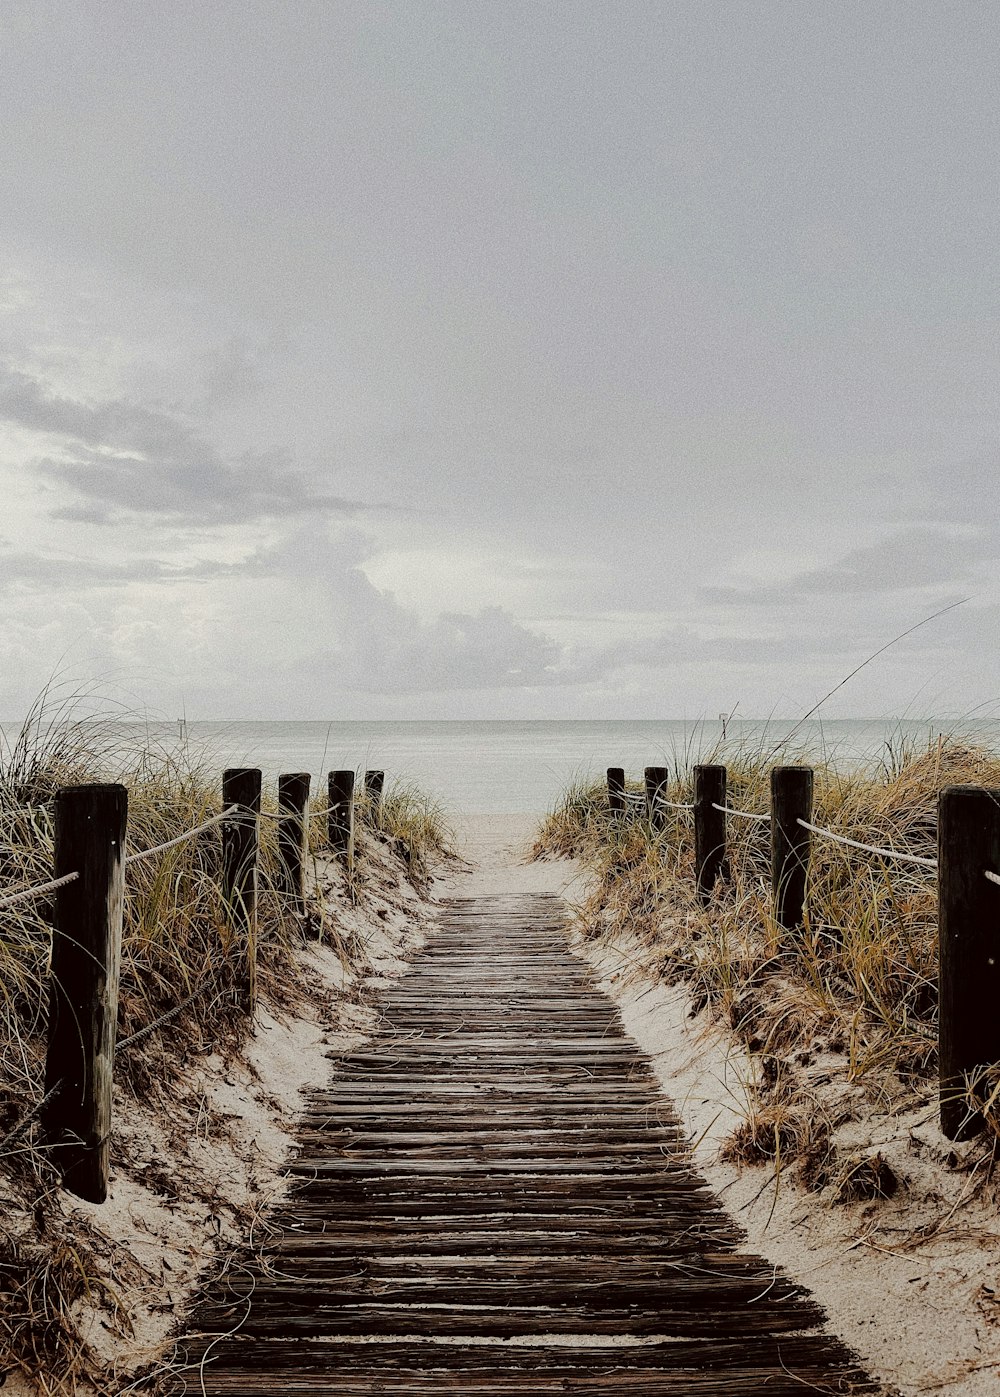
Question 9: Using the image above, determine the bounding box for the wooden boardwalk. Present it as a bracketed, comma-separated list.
[179, 892, 876, 1394]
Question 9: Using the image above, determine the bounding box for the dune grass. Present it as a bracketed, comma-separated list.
[371, 777, 455, 881]
[0, 695, 450, 1393]
[533, 736, 1000, 1165]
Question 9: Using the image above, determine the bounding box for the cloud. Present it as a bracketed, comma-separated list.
[0, 541, 231, 590]
[700, 527, 996, 606]
[0, 364, 374, 524]
[344, 606, 564, 692]
[198, 337, 267, 412]
[919, 454, 1000, 526]
[242, 524, 568, 693]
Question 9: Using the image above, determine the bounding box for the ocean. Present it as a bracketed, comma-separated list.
[4, 717, 992, 815]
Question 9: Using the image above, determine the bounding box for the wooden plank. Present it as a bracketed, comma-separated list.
[172, 890, 876, 1395]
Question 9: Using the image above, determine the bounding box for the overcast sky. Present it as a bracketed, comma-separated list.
[0, 1, 997, 720]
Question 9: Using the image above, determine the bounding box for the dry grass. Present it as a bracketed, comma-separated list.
[372, 778, 455, 883]
[0, 692, 449, 1393]
[533, 736, 1000, 1164]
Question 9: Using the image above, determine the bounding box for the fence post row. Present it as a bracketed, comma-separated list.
[43, 783, 128, 1204]
[328, 769, 355, 865]
[277, 772, 310, 917]
[694, 764, 727, 903]
[644, 767, 670, 834]
[770, 766, 813, 931]
[20, 760, 389, 1205]
[938, 785, 1000, 1141]
[222, 768, 261, 1010]
[602, 765, 1000, 1143]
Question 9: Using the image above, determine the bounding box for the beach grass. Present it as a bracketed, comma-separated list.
[0, 693, 450, 1392]
[533, 736, 1000, 1160]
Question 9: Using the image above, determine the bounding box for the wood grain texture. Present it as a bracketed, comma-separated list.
[938, 784, 1000, 1138]
[277, 771, 310, 916]
[222, 767, 261, 1008]
[173, 892, 878, 1395]
[43, 782, 127, 1204]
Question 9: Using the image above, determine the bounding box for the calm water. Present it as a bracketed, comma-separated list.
[4, 718, 993, 815]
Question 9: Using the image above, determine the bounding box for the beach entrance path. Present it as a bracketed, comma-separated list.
[180, 878, 878, 1393]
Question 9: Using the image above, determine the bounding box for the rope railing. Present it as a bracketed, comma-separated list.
[0, 870, 79, 911]
[1, 786, 376, 917]
[0, 1076, 66, 1158]
[0, 805, 244, 906]
[0, 763, 388, 1195]
[796, 817, 938, 870]
[124, 805, 239, 866]
[116, 976, 218, 1051]
[604, 760, 1000, 1141]
[712, 802, 770, 823]
[1, 971, 222, 1154]
[0, 804, 241, 1165]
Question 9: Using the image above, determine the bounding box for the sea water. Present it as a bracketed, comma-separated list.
[5, 717, 992, 815]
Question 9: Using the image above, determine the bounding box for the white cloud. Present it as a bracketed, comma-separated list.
[1, 7, 1000, 717]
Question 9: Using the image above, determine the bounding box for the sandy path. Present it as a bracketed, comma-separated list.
[436, 813, 1000, 1397]
[437, 811, 586, 900]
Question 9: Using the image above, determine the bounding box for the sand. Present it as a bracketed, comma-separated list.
[8, 812, 999, 1394]
[2, 838, 433, 1396]
[447, 813, 1000, 1397]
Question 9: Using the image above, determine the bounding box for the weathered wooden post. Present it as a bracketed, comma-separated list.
[644, 766, 670, 834]
[222, 768, 261, 1009]
[607, 767, 625, 819]
[938, 785, 1000, 1140]
[694, 764, 727, 902]
[43, 783, 128, 1204]
[364, 769, 385, 828]
[328, 770, 355, 863]
[771, 766, 813, 930]
[277, 772, 310, 917]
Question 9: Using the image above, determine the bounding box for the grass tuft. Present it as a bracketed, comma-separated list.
[0, 696, 445, 1392]
[534, 736, 1000, 1157]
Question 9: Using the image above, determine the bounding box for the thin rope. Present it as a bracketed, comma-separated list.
[797, 818, 938, 870]
[0, 870, 79, 911]
[712, 803, 771, 823]
[0, 1076, 65, 1156]
[124, 806, 239, 866]
[656, 799, 695, 811]
[116, 977, 216, 1050]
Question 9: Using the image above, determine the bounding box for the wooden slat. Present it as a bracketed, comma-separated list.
[172, 892, 878, 1395]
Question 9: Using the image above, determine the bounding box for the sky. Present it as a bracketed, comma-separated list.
[0, 0, 998, 721]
